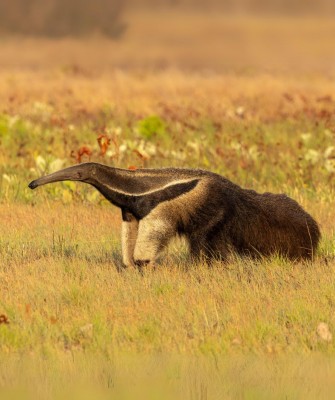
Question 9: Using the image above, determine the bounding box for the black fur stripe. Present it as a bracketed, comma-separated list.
[131, 179, 200, 219]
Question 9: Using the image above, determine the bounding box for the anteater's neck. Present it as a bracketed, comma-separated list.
[90, 165, 201, 217]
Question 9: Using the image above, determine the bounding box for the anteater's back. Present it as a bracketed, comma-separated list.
[214, 184, 320, 260]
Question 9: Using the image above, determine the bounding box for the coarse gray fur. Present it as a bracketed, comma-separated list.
[28, 162, 320, 267]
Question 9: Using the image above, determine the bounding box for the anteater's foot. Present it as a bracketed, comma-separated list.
[134, 259, 156, 275]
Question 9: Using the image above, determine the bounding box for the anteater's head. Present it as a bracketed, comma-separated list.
[28, 162, 98, 190]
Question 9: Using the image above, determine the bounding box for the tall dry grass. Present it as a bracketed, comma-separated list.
[0, 203, 335, 398]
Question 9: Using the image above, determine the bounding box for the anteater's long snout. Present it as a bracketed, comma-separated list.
[27, 174, 56, 189]
[27, 164, 89, 190]
[28, 180, 38, 189]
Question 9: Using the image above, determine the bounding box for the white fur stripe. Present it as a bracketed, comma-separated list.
[103, 178, 199, 196]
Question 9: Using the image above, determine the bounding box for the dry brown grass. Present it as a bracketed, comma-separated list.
[1, 202, 335, 398]
[1, 203, 334, 354]
[1, 70, 335, 128]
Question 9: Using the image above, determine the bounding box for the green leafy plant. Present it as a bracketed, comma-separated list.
[137, 115, 167, 140]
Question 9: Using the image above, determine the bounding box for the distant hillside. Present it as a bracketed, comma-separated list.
[128, 0, 335, 15]
[0, 0, 126, 37]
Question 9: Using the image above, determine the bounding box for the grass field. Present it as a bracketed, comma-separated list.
[1, 10, 335, 399]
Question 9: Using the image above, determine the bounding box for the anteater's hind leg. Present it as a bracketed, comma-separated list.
[189, 237, 228, 263]
[121, 210, 139, 268]
[189, 215, 229, 263]
[133, 214, 175, 268]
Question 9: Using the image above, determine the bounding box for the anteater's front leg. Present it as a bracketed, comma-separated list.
[133, 214, 175, 268]
[121, 209, 139, 268]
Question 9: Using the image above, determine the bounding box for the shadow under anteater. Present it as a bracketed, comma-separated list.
[28, 163, 321, 267]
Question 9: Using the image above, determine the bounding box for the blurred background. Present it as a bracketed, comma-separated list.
[0, 0, 335, 74]
[1, 0, 335, 190]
